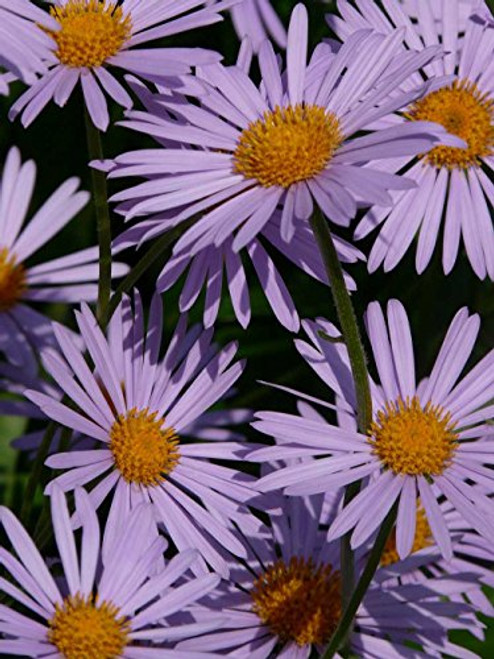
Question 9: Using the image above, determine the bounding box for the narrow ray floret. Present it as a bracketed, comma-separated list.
[0, 146, 127, 360]
[222, 0, 287, 52]
[329, 0, 494, 279]
[0, 0, 57, 93]
[176, 487, 484, 657]
[7, 0, 233, 130]
[252, 299, 494, 561]
[109, 2, 462, 257]
[109, 74, 365, 333]
[230, 0, 286, 51]
[0, 487, 224, 658]
[25, 291, 261, 577]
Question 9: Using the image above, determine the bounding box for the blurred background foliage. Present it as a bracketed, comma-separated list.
[0, 0, 493, 653]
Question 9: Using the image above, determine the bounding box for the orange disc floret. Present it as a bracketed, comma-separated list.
[233, 104, 343, 188]
[109, 407, 180, 486]
[48, 593, 130, 659]
[369, 396, 459, 476]
[251, 556, 341, 646]
[47, 0, 132, 68]
[406, 79, 494, 169]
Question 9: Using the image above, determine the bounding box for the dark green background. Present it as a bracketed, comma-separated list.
[0, 1, 493, 655]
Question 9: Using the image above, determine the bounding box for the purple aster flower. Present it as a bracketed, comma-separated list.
[329, 0, 494, 279]
[0, 0, 57, 90]
[108, 3, 461, 260]
[109, 72, 364, 333]
[0, 486, 224, 658]
[8, 0, 234, 131]
[252, 299, 494, 562]
[25, 292, 262, 577]
[0, 146, 128, 355]
[176, 486, 484, 658]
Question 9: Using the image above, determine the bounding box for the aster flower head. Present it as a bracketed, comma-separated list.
[8, 0, 234, 131]
[176, 487, 484, 658]
[252, 299, 494, 562]
[0, 0, 57, 92]
[108, 2, 462, 261]
[0, 486, 225, 658]
[329, 0, 494, 279]
[0, 146, 127, 356]
[110, 74, 365, 334]
[25, 291, 261, 577]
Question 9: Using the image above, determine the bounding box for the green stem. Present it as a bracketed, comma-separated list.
[20, 422, 56, 525]
[309, 210, 372, 432]
[340, 483, 359, 607]
[309, 209, 373, 655]
[320, 504, 398, 659]
[101, 218, 195, 327]
[84, 108, 112, 328]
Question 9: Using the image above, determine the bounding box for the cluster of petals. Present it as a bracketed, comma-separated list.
[206, 0, 287, 52]
[107, 74, 364, 332]
[374, 494, 494, 621]
[0, 146, 127, 358]
[0, 0, 57, 94]
[25, 292, 261, 577]
[8, 0, 235, 130]
[0, 1, 493, 658]
[329, 0, 494, 278]
[178, 487, 485, 658]
[105, 2, 468, 331]
[0, 487, 224, 657]
[228, 0, 287, 52]
[252, 299, 494, 562]
[109, 4, 460, 256]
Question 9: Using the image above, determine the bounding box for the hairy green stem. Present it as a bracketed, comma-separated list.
[84, 108, 112, 327]
[309, 209, 373, 655]
[20, 422, 56, 525]
[320, 504, 398, 659]
[309, 210, 372, 432]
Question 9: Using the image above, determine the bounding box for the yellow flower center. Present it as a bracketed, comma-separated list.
[369, 396, 458, 477]
[380, 506, 433, 566]
[0, 247, 26, 312]
[48, 594, 129, 659]
[47, 0, 132, 68]
[233, 104, 343, 188]
[109, 408, 180, 486]
[251, 557, 341, 647]
[407, 79, 494, 169]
